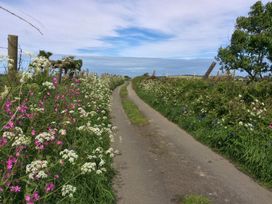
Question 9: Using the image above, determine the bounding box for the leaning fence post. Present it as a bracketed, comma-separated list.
[203, 61, 216, 79]
[8, 35, 18, 80]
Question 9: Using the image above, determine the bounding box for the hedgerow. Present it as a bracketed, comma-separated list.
[134, 76, 272, 186]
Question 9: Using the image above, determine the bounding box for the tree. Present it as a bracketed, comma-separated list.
[216, 1, 272, 80]
[38, 50, 52, 59]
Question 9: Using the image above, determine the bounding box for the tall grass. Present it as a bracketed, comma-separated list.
[134, 76, 272, 187]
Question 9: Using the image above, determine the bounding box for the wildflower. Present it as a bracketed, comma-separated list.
[81, 162, 96, 174]
[96, 170, 102, 175]
[60, 149, 78, 165]
[25, 195, 32, 203]
[12, 135, 31, 147]
[20, 72, 33, 83]
[25, 191, 40, 204]
[42, 81, 55, 90]
[35, 132, 55, 143]
[10, 185, 21, 192]
[0, 137, 8, 147]
[32, 192, 40, 201]
[26, 160, 48, 180]
[6, 156, 17, 170]
[52, 77, 58, 87]
[269, 123, 272, 129]
[59, 129, 66, 136]
[3, 120, 14, 129]
[45, 182, 55, 193]
[56, 140, 63, 145]
[0, 85, 9, 99]
[61, 184, 76, 198]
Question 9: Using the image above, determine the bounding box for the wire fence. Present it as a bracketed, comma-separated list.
[0, 42, 32, 74]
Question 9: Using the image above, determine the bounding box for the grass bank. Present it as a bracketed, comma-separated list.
[133, 76, 272, 187]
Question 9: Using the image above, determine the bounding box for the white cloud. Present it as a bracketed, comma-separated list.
[0, 0, 270, 58]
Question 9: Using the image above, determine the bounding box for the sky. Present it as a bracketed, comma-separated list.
[0, 0, 269, 75]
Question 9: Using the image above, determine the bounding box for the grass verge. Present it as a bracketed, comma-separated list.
[120, 83, 148, 125]
[182, 195, 211, 204]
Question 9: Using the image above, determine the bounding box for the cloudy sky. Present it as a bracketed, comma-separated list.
[0, 0, 269, 75]
[0, 0, 268, 75]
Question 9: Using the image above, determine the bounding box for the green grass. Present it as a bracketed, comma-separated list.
[120, 83, 148, 125]
[133, 76, 272, 187]
[182, 195, 211, 204]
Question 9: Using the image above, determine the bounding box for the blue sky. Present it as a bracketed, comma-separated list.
[0, 0, 270, 75]
[1, 0, 269, 58]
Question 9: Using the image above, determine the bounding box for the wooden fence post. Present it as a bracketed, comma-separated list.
[8, 35, 18, 79]
[203, 61, 216, 79]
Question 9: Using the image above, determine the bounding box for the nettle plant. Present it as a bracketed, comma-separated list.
[0, 57, 121, 203]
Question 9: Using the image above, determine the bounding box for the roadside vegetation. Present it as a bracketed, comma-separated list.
[182, 194, 211, 204]
[134, 76, 272, 186]
[0, 54, 124, 203]
[120, 83, 148, 126]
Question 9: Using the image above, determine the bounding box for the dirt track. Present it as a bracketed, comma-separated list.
[111, 82, 272, 204]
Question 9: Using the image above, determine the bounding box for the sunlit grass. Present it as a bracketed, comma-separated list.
[120, 83, 148, 126]
[182, 194, 211, 204]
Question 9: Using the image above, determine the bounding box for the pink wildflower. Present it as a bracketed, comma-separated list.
[25, 192, 40, 204]
[52, 77, 58, 87]
[32, 191, 40, 201]
[18, 104, 28, 113]
[269, 123, 272, 129]
[34, 140, 44, 150]
[0, 137, 8, 147]
[56, 140, 63, 145]
[4, 100, 12, 115]
[45, 182, 55, 193]
[6, 156, 17, 170]
[31, 129, 36, 136]
[59, 129, 66, 136]
[25, 195, 32, 202]
[3, 120, 14, 129]
[10, 185, 21, 192]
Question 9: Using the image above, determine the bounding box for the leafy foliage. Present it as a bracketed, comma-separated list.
[217, 1, 272, 80]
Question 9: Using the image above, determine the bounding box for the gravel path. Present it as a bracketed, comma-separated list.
[111, 82, 272, 204]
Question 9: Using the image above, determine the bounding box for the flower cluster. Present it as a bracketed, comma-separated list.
[26, 160, 48, 180]
[35, 132, 55, 143]
[42, 81, 55, 90]
[29, 56, 51, 74]
[61, 184, 76, 198]
[81, 162, 96, 174]
[60, 149, 78, 165]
